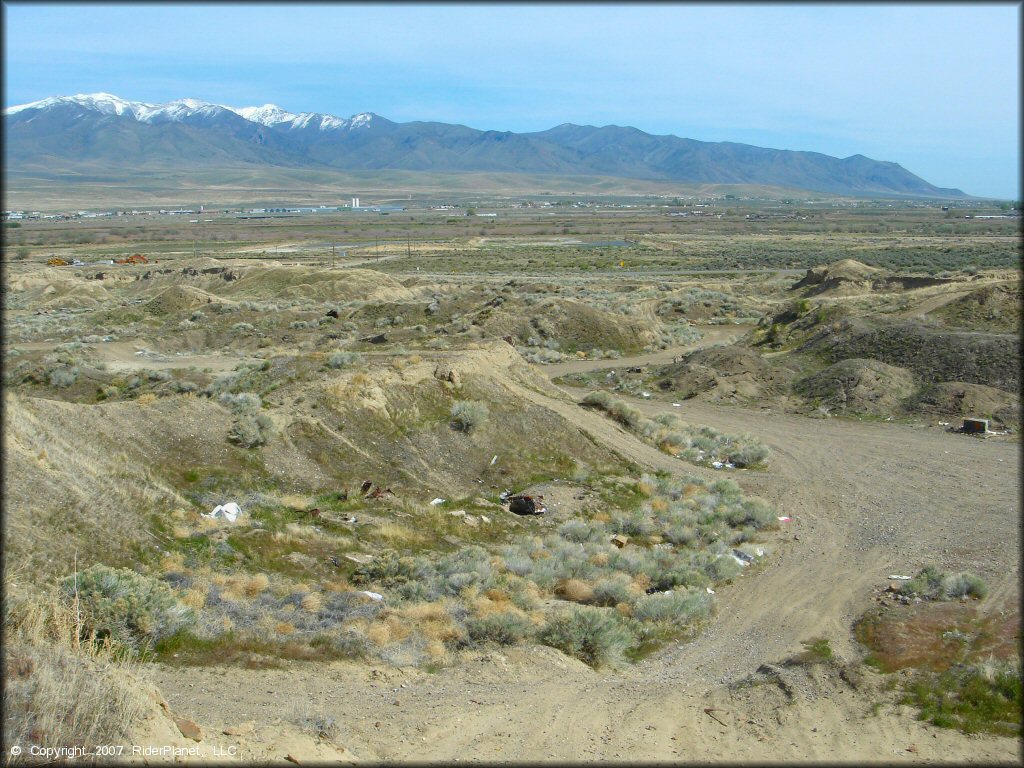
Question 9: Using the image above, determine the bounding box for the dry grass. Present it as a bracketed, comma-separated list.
[3, 582, 152, 756]
[556, 578, 595, 603]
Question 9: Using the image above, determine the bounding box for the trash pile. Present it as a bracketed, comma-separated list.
[202, 502, 242, 522]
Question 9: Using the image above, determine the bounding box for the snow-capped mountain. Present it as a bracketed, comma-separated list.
[4, 92, 373, 132]
[3, 93, 967, 198]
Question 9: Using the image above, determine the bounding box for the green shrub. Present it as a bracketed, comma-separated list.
[632, 590, 711, 625]
[327, 351, 361, 369]
[450, 400, 489, 433]
[59, 565, 195, 650]
[228, 413, 273, 448]
[465, 613, 534, 646]
[900, 566, 987, 600]
[47, 366, 79, 388]
[902, 660, 1021, 736]
[539, 605, 636, 668]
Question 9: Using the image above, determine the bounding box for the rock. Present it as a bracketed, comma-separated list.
[344, 553, 374, 565]
[223, 720, 255, 736]
[285, 754, 302, 764]
[463, 515, 480, 528]
[433, 363, 461, 387]
[173, 715, 203, 741]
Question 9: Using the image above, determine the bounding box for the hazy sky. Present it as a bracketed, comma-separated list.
[4, 2, 1020, 198]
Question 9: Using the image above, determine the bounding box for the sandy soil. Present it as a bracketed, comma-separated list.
[139, 335, 1021, 763]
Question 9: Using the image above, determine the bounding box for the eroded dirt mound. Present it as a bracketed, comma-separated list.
[927, 282, 1021, 333]
[654, 345, 795, 402]
[5, 268, 113, 310]
[794, 358, 917, 416]
[909, 381, 1019, 427]
[478, 296, 653, 353]
[793, 259, 954, 298]
[143, 285, 228, 316]
[219, 266, 413, 303]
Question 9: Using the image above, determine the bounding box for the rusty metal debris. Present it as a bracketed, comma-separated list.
[360, 480, 394, 499]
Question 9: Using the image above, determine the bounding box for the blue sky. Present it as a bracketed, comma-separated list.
[4, 2, 1020, 198]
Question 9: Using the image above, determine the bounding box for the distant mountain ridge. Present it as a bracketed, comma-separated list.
[4, 93, 968, 198]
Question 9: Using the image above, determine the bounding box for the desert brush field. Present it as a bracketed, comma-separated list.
[2, 195, 1020, 763]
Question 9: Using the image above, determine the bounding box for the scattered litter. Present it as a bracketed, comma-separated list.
[341, 515, 358, 524]
[203, 502, 241, 522]
[356, 590, 384, 602]
[712, 460, 724, 469]
[730, 549, 754, 566]
[490, 455, 498, 466]
[430, 498, 446, 506]
[672, 403, 682, 407]
[706, 587, 715, 594]
[754, 547, 765, 557]
[508, 494, 546, 515]
[641, 391, 651, 398]
[888, 575, 912, 580]
[777, 516, 791, 523]
[938, 421, 950, 427]
[499, 490, 512, 502]
[610, 534, 630, 548]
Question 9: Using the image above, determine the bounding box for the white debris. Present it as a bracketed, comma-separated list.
[706, 587, 715, 594]
[203, 502, 241, 522]
[356, 590, 384, 601]
[888, 575, 912, 580]
[490, 455, 498, 465]
[712, 460, 725, 469]
[672, 403, 682, 407]
[641, 391, 651, 398]
[430, 498, 445, 506]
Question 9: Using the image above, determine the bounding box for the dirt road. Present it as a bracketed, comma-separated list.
[148, 342, 1021, 763]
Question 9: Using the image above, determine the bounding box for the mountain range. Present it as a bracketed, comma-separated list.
[4, 93, 967, 198]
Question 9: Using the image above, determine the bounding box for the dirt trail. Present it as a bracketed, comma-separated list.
[15, 339, 261, 373]
[148, 339, 1021, 763]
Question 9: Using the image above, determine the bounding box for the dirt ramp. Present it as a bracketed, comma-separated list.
[927, 282, 1021, 333]
[794, 358, 917, 416]
[655, 345, 795, 402]
[143, 285, 226, 316]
